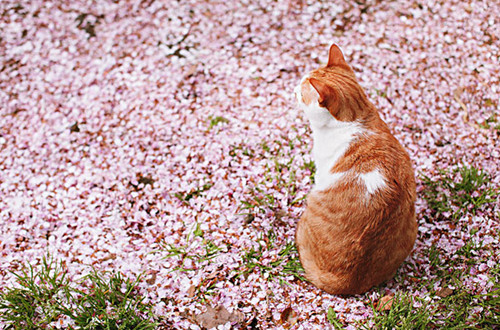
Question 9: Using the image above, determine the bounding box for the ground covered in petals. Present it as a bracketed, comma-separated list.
[0, 0, 499, 329]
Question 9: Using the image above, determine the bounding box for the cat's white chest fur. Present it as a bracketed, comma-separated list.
[310, 121, 363, 191]
[308, 115, 387, 194]
[295, 80, 365, 192]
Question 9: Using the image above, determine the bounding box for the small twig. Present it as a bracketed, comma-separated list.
[453, 87, 481, 129]
[164, 24, 197, 58]
[453, 88, 469, 122]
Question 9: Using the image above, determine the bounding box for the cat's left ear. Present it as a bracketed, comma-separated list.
[309, 78, 339, 116]
[308, 78, 330, 104]
[327, 44, 348, 68]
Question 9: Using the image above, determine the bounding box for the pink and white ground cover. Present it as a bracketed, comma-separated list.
[0, 0, 498, 328]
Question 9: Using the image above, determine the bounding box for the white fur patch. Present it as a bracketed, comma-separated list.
[295, 75, 366, 192]
[311, 121, 362, 192]
[359, 169, 386, 194]
[314, 171, 345, 192]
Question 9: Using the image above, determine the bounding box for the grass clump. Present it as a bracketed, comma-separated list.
[234, 230, 306, 285]
[355, 287, 500, 329]
[327, 307, 344, 329]
[432, 285, 500, 328]
[238, 137, 310, 220]
[0, 256, 157, 330]
[373, 243, 499, 329]
[362, 293, 433, 329]
[208, 115, 229, 129]
[423, 237, 486, 286]
[161, 223, 225, 272]
[159, 224, 228, 302]
[174, 181, 213, 203]
[354, 292, 434, 330]
[61, 271, 156, 329]
[421, 164, 498, 220]
[479, 112, 500, 130]
[433, 260, 500, 329]
[0, 257, 69, 329]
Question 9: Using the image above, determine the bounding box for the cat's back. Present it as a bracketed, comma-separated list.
[319, 116, 415, 202]
[335, 120, 416, 196]
[297, 123, 417, 295]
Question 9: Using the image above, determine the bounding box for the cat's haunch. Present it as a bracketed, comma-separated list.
[295, 44, 417, 295]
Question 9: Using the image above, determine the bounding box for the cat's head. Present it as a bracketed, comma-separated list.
[295, 44, 372, 125]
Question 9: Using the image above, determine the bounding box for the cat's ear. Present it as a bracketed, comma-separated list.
[309, 77, 332, 104]
[309, 77, 341, 117]
[327, 44, 347, 68]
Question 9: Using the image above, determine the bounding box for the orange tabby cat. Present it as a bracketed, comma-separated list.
[294, 44, 417, 295]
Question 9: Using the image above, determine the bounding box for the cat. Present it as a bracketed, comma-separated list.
[294, 44, 417, 295]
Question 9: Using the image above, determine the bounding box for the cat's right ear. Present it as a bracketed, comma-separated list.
[327, 44, 348, 68]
